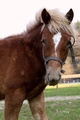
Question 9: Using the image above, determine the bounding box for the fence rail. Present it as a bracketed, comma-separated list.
[56, 74, 80, 91]
[62, 74, 80, 79]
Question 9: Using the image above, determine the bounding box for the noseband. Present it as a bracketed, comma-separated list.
[44, 56, 65, 66]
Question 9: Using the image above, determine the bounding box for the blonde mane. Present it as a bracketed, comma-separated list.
[36, 9, 76, 37]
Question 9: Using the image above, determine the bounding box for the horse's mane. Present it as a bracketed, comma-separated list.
[29, 9, 75, 37]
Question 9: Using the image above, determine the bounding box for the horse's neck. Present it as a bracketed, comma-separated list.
[26, 23, 45, 66]
[27, 23, 43, 42]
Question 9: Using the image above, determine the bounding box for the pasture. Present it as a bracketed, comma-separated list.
[0, 83, 80, 120]
[44, 83, 80, 97]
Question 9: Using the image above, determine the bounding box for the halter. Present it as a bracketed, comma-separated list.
[42, 35, 76, 68]
[44, 56, 65, 66]
[42, 42, 65, 67]
[68, 35, 77, 68]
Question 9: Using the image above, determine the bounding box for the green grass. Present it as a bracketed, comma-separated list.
[0, 83, 80, 120]
[0, 112, 4, 120]
[19, 104, 33, 120]
[46, 100, 80, 120]
[44, 85, 80, 97]
[19, 99, 80, 120]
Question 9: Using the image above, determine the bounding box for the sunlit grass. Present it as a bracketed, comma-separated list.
[46, 83, 80, 89]
[44, 83, 80, 97]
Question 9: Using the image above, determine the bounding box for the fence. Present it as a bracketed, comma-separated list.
[56, 74, 80, 91]
[62, 74, 80, 79]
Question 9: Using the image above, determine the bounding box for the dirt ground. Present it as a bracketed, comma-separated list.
[0, 96, 80, 110]
[44, 96, 80, 101]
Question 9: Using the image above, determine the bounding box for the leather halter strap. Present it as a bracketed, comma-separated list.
[44, 56, 65, 66]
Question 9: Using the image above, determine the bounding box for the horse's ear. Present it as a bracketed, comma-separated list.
[41, 8, 51, 24]
[65, 9, 74, 24]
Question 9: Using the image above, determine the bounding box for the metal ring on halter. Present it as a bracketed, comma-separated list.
[44, 56, 65, 66]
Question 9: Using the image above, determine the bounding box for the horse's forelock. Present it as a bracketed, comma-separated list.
[36, 9, 76, 37]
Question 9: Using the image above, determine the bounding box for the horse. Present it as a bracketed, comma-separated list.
[0, 8, 76, 120]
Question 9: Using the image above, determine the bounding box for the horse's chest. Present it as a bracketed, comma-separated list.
[26, 79, 46, 99]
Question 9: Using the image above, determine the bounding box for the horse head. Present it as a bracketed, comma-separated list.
[37, 8, 75, 85]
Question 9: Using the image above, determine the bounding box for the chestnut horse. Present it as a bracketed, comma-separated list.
[0, 8, 75, 120]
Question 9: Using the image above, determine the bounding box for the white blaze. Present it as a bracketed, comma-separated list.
[53, 32, 62, 56]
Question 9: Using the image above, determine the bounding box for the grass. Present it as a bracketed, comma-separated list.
[1, 100, 80, 120]
[46, 100, 80, 120]
[0, 83, 80, 120]
[44, 83, 80, 97]
[19, 99, 80, 120]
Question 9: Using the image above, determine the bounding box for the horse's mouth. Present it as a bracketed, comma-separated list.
[45, 74, 61, 86]
[48, 79, 60, 86]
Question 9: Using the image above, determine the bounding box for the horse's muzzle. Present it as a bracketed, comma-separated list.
[45, 74, 61, 86]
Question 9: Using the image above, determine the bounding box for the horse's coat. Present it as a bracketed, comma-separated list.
[0, 8, 75, 120]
